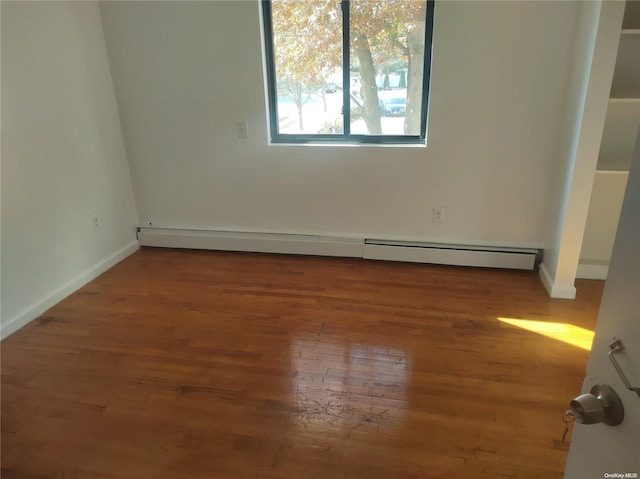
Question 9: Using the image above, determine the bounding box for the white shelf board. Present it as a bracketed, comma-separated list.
[597, 158, 633, 172]
[609, 98, 640, 103]
[621, 29, 640, 35]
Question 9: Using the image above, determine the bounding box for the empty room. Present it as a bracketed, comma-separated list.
[2, 0, 639, 478]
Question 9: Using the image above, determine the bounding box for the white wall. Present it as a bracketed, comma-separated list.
[1, 1, 139, 338]
[539, 0, 625, 298]
[99, 1, 581, 248]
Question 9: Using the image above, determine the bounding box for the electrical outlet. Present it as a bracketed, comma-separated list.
[433, 207, 445, 224]
[92, 215, 103, 231]
[236, 120, 248, 139]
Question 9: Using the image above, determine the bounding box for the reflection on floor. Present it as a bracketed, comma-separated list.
[291, 335, 408, 432]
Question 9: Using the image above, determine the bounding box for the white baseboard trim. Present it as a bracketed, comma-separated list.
[1, 240, 139, 340]
[539, 263, 577, 299]
[539, 262, 554, 295]
[576, 262, 609, 280]
[138, 227, 364, 258]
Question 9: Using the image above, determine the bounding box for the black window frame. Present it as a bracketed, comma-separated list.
[262, 0, 435, 145]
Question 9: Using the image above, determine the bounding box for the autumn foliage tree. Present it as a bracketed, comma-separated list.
[271, 0, 341, 131]
[271, 0, 427, 135]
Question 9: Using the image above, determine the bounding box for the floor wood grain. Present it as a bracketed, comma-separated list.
[1, 248, 604, 479]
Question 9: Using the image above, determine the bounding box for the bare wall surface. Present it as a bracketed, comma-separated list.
[1, 1, 139, 334]
[99, 0, 580, 247]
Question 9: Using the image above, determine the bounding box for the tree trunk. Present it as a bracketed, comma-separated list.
[353, 34, 381, 135]
[404, 3, 427, 135]
[296, 100, 304, 131]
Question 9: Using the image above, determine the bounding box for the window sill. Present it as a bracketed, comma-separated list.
[267, 141, 427, 148]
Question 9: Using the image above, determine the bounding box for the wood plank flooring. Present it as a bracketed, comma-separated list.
[1, 248, 604, 479]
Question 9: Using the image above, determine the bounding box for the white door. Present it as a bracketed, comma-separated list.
[564, 131, 640, 477]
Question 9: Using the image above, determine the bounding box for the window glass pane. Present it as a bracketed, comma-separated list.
[271, 0, 343, 135]
[350, 0, 427, 136]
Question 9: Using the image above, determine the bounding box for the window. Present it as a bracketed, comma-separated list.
[262, 0, 435, 144]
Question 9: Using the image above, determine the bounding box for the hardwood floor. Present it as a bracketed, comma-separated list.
[1, 248, 604, 479]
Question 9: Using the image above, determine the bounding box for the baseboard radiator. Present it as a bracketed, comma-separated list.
[363, 239, 539, 270]
[137, 227, 540, 271]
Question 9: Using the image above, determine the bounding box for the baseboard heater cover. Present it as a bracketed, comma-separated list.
[137, 227, 364, 258]
[363, 239, 539, 270]
[137, 227, 539, 270]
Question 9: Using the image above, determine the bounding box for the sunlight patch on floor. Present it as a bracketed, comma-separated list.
[498, 317, 594, 351]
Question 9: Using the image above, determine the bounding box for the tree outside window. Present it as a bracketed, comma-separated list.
[263, 0, 434, 144]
